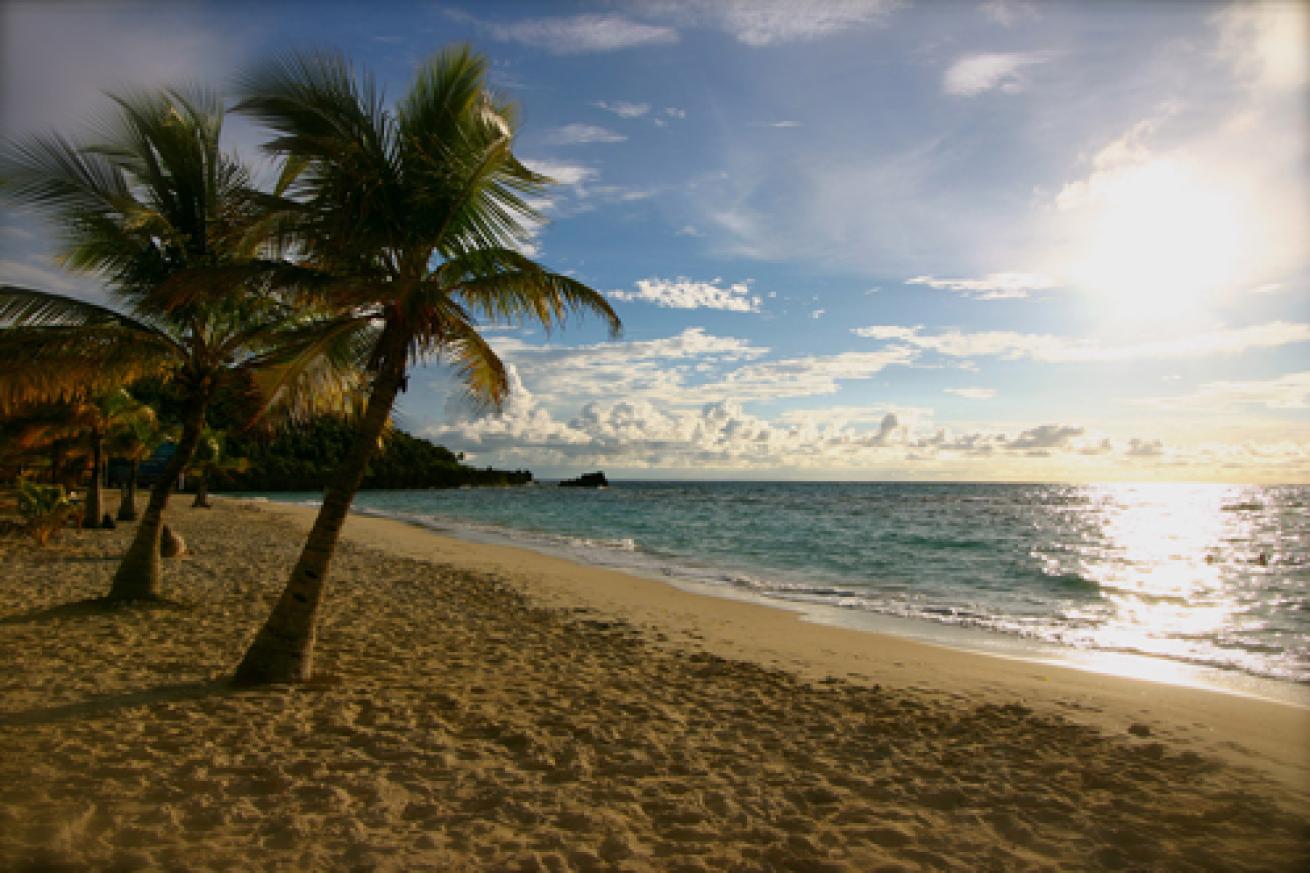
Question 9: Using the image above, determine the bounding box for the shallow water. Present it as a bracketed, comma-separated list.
[255, 482, 1310, 687]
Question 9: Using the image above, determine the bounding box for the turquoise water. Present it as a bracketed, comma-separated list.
[258, 482, 1310, 688]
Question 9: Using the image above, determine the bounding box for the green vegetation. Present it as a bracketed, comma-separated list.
[0, 88, 366, 600]
[16, 476, 74, 546]
[212, 417, 531, 491]
[233, 46, 619, 685]
[0, 44, 610, 687]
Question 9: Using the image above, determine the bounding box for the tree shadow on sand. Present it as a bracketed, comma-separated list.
[0, 596, 189, 626]
[0, 678, 235, 727]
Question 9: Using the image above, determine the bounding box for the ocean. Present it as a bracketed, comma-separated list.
[260, 481, 1309, 699]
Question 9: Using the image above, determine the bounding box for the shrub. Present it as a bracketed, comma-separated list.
[16, 477, 74, 546]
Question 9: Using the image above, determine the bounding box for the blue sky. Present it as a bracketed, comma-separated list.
[2, 1, 1307, 481]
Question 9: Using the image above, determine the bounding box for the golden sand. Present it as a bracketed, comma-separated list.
[1, 497, 1307, 871]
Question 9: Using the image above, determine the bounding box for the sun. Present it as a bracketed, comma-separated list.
[1069, 157, 1255, 329]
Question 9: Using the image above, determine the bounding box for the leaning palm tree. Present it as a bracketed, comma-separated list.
[0, 88, 370, 601]
[232, 46, 621, 685]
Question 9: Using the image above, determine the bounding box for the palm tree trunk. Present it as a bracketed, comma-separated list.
[192, 475, 211, 508]
[106, 394, 208, 601]
[82, 428, 103, 528]
[234, 334, 408, 685]
[117, 460, 139, 521]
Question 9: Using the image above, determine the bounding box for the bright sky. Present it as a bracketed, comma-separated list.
[2, 1, 1307, 482]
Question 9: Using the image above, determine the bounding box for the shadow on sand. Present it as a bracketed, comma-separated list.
[0, 678, 237, 727]
[0, 596, 189, 626]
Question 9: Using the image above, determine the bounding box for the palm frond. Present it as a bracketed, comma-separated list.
[237, 314, 380, 427]
[437, 316, 509, 411]
[0, 323, 178, 413]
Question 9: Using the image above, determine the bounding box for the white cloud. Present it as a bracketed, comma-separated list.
[695, 348, 913, 401]
[1139, 371, 1310, 412]
[523, 159, 597, 189]
[1215, 1, 1309, 92]
[851, 321, 1310, 364]
[770, 120, 801, 128]
[1126, 438, 1164, 458]
[906, 272, 1059, 300]
[640, 0, 900, 47]
[675, 224, 703, 237]
[979, 0, 1037, 28]
[453, 11, 679, 54]
[810, 308, 825, 319]
[664, 107, 687, 119]
[610, 277, 762, 312]
[945, 387, 996, 400]
[943, 51, 1051, 96]
[543, 124, 627, 145]
[1007, 424, 1083, 451]
[593, 100, 651, 118]
[1248, 283, 1284, 295]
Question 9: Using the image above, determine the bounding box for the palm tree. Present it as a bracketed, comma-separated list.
[0, 88, 369, 601]
[0, 390, 134, 527]
[105, 396, 168, 522]
[231, 46, 621, 685]
[186, 427, 248, 508]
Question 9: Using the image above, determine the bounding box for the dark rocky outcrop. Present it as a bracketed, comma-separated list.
[559, 471, 609, 488]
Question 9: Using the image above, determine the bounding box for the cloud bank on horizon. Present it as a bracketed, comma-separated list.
[1, 0, 1306, 482]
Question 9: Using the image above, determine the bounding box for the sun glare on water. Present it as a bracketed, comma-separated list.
[1067, 484, 1256, 683]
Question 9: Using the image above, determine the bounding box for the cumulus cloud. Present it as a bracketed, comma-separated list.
[1007, 424, 1083, 451]
[610, 278, 762, 312]
[593, 100, 651, 118]
[906, 272, 1059, 300]
[450, 11, 679, 54]
[1215, 1, 1309, 92]
[1126, 438, 1164, 458]
[942, 51, 1051, 96]
[850, 321, 1310, 364]
[543, 124, 627, 145]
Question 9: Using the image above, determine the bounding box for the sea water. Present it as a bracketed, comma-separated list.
[259, 482, 1309, 695]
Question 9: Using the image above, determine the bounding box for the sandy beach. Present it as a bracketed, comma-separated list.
[1, 497, 1307, 871]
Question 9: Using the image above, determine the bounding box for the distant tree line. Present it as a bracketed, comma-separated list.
[209, 417, 531, 491]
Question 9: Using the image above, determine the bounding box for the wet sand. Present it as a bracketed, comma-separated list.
[1, 496, 1307, 871]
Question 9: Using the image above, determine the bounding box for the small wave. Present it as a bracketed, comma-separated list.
[1038, 570, 1101, 592]
[564, 535, 638, 553]
[1221, 501, 1264, 512]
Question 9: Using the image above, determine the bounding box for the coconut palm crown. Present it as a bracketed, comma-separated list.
[0, 88, 371, 601]
[232, 46, 621, 684]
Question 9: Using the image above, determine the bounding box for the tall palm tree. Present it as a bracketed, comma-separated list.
[232, 46, 621, 685]
[0, 88, 369, 601]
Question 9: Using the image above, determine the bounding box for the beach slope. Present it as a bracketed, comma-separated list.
[1, 498, 1307, 870]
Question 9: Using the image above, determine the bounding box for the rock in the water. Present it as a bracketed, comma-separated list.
[559, 471, 609, 488]
[101, 513, 116, 530]
[161, 525, 187, 558]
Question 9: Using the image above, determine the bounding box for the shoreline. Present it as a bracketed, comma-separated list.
[265, 494, 1310, 708]
[250, 497, 1310, 794]
[266, 489, 1310, 709]
[3, 497, 1308, 870]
